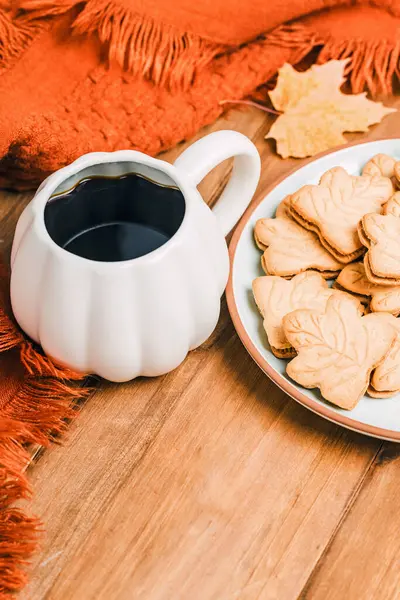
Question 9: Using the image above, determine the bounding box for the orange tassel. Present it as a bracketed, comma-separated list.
[72, 0, 223, 89]
[18, 0, 223, 89]
[0, 261, 92, 596]
[0, 9, 39, 66]
[317, 37, 400, 95]
[20, 341, 87, 380]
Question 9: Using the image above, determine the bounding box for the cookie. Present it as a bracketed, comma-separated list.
[394, 161, 400, 186]
[362, 153, 396, 192]
[367, 387, 398, 398]
[254, 197, 342, 278]
[383, 191, 400, 217]
[283, 293, 396, 410]
[289, 167, 393, 263]
[369, 320, 400, 398]
[358, 213, 400, 285]
[254, 195, 290, 250]
[334, 262, 400, 315]
[252, 272, 350, 359]
[275, 196, 291, 219]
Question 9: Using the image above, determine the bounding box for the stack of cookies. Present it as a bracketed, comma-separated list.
[253, 154, 400, 410]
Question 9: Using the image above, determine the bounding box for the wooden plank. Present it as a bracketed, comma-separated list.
[21, 329, 379, 600]
[299, 445, 400, 600]
[0, 191, 32, 256]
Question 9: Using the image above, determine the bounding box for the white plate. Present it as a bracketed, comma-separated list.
[226, 139, 400, 441]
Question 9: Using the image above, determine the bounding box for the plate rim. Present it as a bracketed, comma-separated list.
[226, 137, 400, 442]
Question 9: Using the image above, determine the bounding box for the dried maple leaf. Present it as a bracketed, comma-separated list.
[269, 61, 346, 112]
[266, 60, 396, 159]
[283, 294, 397, 410]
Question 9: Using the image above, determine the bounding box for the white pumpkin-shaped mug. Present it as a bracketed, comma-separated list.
[10, 130, 260, 381]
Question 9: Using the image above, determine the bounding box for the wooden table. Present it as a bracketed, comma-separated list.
[3, 99, 400, 600]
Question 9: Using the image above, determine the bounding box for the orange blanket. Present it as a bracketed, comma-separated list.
[0, 0, 399, 188]
[1, 0, 400, 595]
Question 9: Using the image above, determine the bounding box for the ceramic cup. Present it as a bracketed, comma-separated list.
[10, 130, 260, 381]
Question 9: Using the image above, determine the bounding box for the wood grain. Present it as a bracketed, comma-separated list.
[2, 97, 400, 599]
[301, 444, 400, 600]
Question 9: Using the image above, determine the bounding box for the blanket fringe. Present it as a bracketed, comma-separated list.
[0, 419, 39, 597]
[2, 378, 89, 442]
[317, 37, 400, 95]
[17, 0, 81, 19]
[262, 23, 317, 65]
[15, 0, 400, 94]
[0, 9, 39, 68]
[72, 0, 223, 90]
[20, 341, 87, 380]
[0, 509, 39, 597]
[0, 374, 90, 595]
[0, 307, 23, 351]
[18, 0, 224, 89]
[0, 267, 91, 596]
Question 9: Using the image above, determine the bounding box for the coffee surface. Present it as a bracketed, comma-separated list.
[45, 173, 185, 261]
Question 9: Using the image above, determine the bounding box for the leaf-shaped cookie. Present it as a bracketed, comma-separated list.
[369, 320, 400, 398]
[254, 195, 291, 250]
[283, 294, 397, 410]
[394, 162, 400, 185]
[383, 191, 400, 217]
[335, 262, 400, 316]
[275, 195, 292, 219]
[359, 213, 400, 284]
[254, 197, 342, 278]
[252, 272, 358, 359]
[289, 167, 393, 263]
[362, 153, 396, 180]
[362, 153, 396, 195]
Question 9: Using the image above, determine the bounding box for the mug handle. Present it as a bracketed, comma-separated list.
[174, 130, 261, 236]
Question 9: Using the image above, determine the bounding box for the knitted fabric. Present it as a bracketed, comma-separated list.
[0, 1, 399, 188]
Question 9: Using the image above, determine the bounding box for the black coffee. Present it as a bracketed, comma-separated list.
[44, 173, 185, 261]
